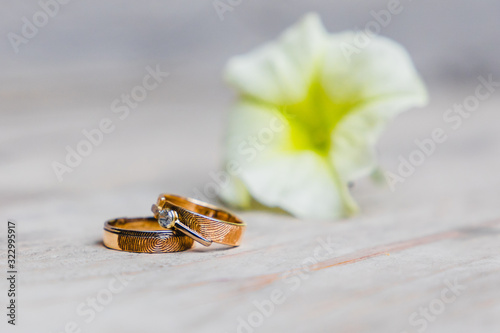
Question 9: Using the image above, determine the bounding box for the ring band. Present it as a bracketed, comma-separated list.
[103, 217, 194, 253]
[152, 194, 246, 247]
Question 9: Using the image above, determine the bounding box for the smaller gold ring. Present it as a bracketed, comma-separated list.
[152, 194, 246, 247]
[103, 217, 194, 253]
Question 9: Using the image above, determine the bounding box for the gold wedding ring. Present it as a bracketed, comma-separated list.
[152, 194, 246, 247]
[103, 217, 194, 253]
[103, 194, 246, 253]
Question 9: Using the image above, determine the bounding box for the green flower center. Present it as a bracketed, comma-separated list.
[282, 78, 356, 157]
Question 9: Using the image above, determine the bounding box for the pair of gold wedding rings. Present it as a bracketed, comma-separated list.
[103, 194, 246, 253]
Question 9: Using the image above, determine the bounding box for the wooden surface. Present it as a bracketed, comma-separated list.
[1, 74, 499, 333]
[1, 2, 500, 332]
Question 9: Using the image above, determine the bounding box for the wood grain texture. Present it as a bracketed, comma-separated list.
[1, 3, 500, 329]
[1, 82, 499, 333]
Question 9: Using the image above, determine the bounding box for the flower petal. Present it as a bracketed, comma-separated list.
[225, 13, 328, 105]
[220, 101, 358, 219]
[330, 98, 422, 182]
[322, 32, 428, 182]
[221, 21, 429, 220]
[237, 151, 357, 219]
[321, 32, 428, 106]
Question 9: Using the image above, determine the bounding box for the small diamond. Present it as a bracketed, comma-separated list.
[158, 209, 176, 228]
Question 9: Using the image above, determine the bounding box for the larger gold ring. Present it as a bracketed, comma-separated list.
[152, 194, 246, 247]
[103, 217, 194, 253]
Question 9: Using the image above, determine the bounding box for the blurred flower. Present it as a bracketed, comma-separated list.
[220, 13, 428, 219]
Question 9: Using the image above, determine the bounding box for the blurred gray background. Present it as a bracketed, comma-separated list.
[1, 0, 499, 201]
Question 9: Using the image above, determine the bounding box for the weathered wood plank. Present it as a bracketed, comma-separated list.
[1, 71, 500, 333]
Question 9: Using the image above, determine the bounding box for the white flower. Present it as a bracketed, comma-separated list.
[220, 13, 428, 219]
